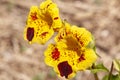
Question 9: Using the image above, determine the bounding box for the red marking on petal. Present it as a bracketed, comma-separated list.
[58, 35, 63, 40]
[78, 54, 85, 62]
[58, 61, 72, 78]
[76, 37, 84, 46]
[54, 17, 59, 20]
[31, 12, 38, 20]
[47, 4, 50, 8]
[47, 3, 52, 8]
[27, 27, 34, 41]
[36, 32, 38, 34]
[52, 48, 60, 60]
[41, 32, 48, 36]
[80, 41, 84, 46]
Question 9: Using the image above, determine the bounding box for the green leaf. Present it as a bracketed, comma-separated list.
[102, 74, 120, 80]
[91, 63, 109, 74]
[113, 59, 120, 72]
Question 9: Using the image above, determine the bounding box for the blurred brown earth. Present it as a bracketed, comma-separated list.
[0, 0, 120, 80]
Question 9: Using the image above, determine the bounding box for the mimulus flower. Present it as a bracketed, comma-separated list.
[24, 6, 54, 44]
[44, 22, 97, 79]
[44, 39, 97, 79]
[24, 0, 62, 44]
[55, 23, 93, 47]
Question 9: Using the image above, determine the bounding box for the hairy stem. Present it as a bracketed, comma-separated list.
[92, 64, 99, 80]
[108, 62, 114, 80]
[94, 73, 99, 80]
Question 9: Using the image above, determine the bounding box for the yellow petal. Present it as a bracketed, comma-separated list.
[70, 26, 93, 47]
[26, 6, 40, 24]
[75, 48, 97, 71]
[40, 0, 62, 31]
[24, 20, 54, 44]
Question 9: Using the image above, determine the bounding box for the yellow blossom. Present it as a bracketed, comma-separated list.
[44, 39, 97, 79]
[24, 0, 62, 44]
[55, 23, 93, 47]
[44, 22, 97, 79]
[24, 6, 54, 44]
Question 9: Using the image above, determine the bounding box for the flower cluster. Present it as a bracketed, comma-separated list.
[23, 0, 97, 79]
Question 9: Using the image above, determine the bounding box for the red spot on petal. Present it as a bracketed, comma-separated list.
[58, 35, 63, 40]
[58, 61, 72, 78]
[80, 41, 84, 46]
[41, 32, 48, 36]
[47, 3, 52, 8]
[54, 17, 58, 20]
[76, 38, 84, 47]
[31, 12, 38, 20]
[52, 48, 60, 60]
[78, 54, 85, 62]
[47, 4, 50, 8]
[36, 32, 38, 34]
[27, 27, 34, 41]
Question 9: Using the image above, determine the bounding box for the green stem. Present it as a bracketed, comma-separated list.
[94, 73, 99, 80]
[108, 62, 114, 80]
[92, 64, 99, 80]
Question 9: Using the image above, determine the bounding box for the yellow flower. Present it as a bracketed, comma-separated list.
[44, 23, 97, 79]
[55, 23, 93, 47]
[24, 6, 54, 44]
[44, 40, 97, 79]
[24, 0, 62, 44]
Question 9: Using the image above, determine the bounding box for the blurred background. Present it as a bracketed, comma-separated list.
[0, 0, 120, 80]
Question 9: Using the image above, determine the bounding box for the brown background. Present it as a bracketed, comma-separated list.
[0, 0, 120, 80]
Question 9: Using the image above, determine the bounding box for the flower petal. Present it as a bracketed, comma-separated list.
[24, 20, 54, 44]
[55, 24, 93, 47]
[75, 49, 97, 70]
[40, 0, 62, 31]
